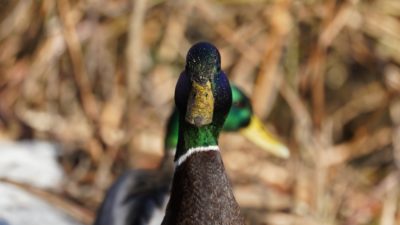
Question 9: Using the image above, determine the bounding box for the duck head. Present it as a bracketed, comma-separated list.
[174, 42, 231, 157]
[165, 43, 289, 158]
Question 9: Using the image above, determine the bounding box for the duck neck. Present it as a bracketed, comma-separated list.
[174, 119, 221, 167]
[164, 108, 179, 151]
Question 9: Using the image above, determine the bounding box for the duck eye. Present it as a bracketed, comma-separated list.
[232, 100, 245, 108]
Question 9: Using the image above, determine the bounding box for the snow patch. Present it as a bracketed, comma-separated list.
[0, 141, 64, 189]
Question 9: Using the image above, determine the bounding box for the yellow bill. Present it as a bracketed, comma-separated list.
[240, 116, 290, 158]
[185, 81, 214, 127]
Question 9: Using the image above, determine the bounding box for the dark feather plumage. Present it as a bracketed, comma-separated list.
[161, 151, 245, 225]
[93, 154, 174, 225]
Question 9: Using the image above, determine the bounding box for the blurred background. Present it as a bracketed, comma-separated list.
[0, 0, 400, 224]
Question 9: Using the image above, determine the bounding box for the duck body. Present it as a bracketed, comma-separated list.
[93, 170, 170, 225]
[93, 153, 174, 225]
[162, 150, 243, 225]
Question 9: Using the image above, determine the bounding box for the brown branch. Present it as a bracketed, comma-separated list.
[57, 0, 99, 121]
[321, 127, 392, 167]
[126, 0, 147, 101]
[252, 0, 292, 118]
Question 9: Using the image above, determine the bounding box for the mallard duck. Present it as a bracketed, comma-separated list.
[161, 41, 243, 224]
[93, 43, 289, 225]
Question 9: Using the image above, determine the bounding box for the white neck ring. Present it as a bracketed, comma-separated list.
[175, 145, 219, 167]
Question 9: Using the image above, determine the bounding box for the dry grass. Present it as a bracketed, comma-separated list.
[1, 0, 400, 224]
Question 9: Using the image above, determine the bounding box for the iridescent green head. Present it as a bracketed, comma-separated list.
[174, 42, 231, 158]
[223, 86, 252, 131]
[224, 85, 289, 158]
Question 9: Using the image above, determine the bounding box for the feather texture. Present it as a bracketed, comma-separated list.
[162, 150, 245, 225]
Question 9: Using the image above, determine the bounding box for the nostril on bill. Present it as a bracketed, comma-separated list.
[194, 116, 203, 127]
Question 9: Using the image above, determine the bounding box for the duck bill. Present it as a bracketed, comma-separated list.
[185, 80, 214, 127]
[240, 116, 290, 158]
